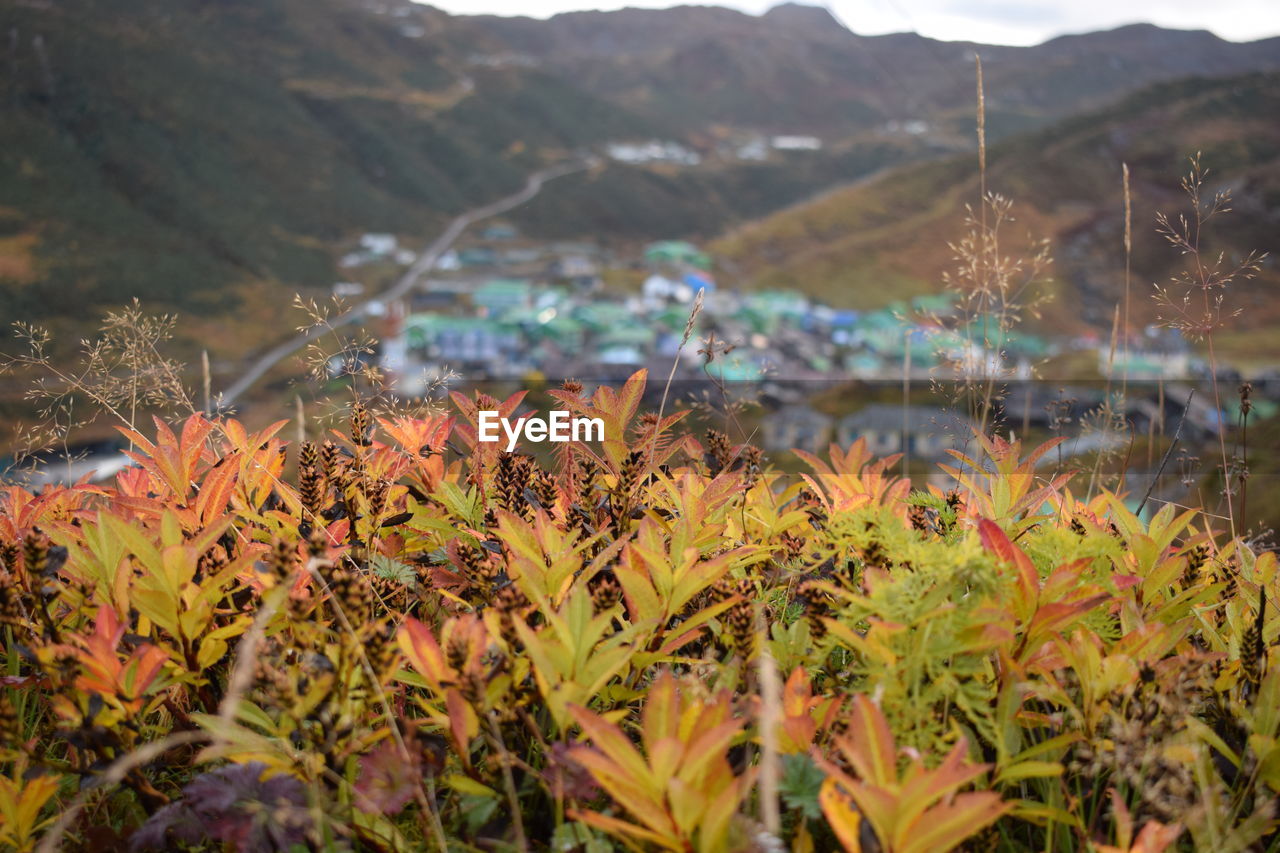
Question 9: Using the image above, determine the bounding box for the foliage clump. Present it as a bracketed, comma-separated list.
[0, 369, 1277, 852]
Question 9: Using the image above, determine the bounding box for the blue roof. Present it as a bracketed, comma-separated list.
[682, 271, 716, 292]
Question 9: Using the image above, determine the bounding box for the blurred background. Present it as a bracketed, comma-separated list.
[1, 0, 1278, 530]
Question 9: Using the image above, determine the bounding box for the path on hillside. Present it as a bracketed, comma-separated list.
[217, 157, 593, 409]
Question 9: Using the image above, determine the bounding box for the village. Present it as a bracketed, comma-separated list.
[331, 221, 1272, 472]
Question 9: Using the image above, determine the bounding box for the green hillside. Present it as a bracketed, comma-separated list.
[712, 72, 1280, 337]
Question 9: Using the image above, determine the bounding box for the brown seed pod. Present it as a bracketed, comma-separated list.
[350, 400, 372, 447]
[299, 464, 325, 516]
[796, 579, 831, 641]
[0, 541, 17, 574]
[456, 540, 501, 586]
[532, 470, 558, 514]
[22, 529, 49, 577]
[321, 440, 342, 479]
[704, 430, 731, 474]
[365, 477, 390, 520]
[299, 440, 319, 470]
[588, 569, 623, 614]
[492, 584, 531, 646]
[726, 598, 755, 657]
[267, 539, 298, 583]
[496, 453, 534, 519]
[327, 566, 373, 625]
[0, 574, 24, 628]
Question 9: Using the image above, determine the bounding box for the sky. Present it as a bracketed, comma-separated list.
[423, 0, 1280, 45]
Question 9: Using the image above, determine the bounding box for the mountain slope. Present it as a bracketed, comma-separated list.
[1, 0, 1278, 338]
[711, 72, 1280, 335]
[0, 0, 658, 327]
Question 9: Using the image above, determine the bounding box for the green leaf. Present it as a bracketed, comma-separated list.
[369, 554, 416, 585]
[460, 793, 500, 834]
[779, 753, 825, 820]
[551, 822, 614, 853]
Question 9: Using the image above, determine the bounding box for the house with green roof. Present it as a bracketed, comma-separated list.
[404, 314, 518, 365]
[472, 279, 532, 314]
[644, 241, 712, 270]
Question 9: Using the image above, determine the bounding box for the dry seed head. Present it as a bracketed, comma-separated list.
[286, 589, 318, 620]
[23, 529, 49, 576]
[350, 400, 372, 447]
[267, 539, 298, 583]
[364, 619, 398, 677]
[561, 378, 583, 396]
[615, 450, 644, 499]
[307, 530, 330, 559]
[573, 456, 599, 505]
[588, 569, 623, 614]
[0, 575, 24, 628]
[299, 464, 325, 516]
[0, 542, 17, 574]
[779, 532, 805, 563]
[709, 575, 738, 605]
[726, 598, 755, 656]
[365, 477, 390, 519]
[496, 453, 534, 518]
[705, 430, 731, 472]
[327, 566, 374, 625]
[457, 541, 501, 585]
[532, 470, 558, 513]
[1241, 621, 1264, 690]
[299, 440, 319, 470]
[797, 579, 831, 641]
[197, 544, 229, 578]
[493, 584, 531, 645]
[321, 440, 341, 479]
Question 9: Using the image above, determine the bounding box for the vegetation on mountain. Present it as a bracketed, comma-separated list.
[2, 0, 1278, 339]
[712, 72, 1280, 337]
[0, 372, 1277, 851]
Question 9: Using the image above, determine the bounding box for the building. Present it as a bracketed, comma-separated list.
[837, 405, 976, 459]
[644, 241, 711, 270]
[761, 406, 833, 454]
[771, 135, 822, 151]
[360, 233, 398, 256]
[481, 223, 519, 241]
[606, 140, 700, 166]
[404, 315, 519, 368]
[472, 279, 532, 314]
[457, 247, 497, 267]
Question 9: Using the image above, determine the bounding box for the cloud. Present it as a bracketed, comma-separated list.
[428, 0, 1280, 44]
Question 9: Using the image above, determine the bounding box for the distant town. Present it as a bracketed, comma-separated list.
[331, 220, 1275, 467]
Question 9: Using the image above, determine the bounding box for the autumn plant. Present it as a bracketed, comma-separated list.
[0, 364, 1274, 853]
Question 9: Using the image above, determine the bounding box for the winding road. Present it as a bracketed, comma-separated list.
[217, 157, 593, 409]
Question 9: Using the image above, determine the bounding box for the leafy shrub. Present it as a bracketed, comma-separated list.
[0, 369, 1277, 852]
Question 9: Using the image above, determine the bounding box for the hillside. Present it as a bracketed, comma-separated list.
[711, 72, 1280, 337]
[1, 0, 1279, 342]
[0, 0, 655, 334]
